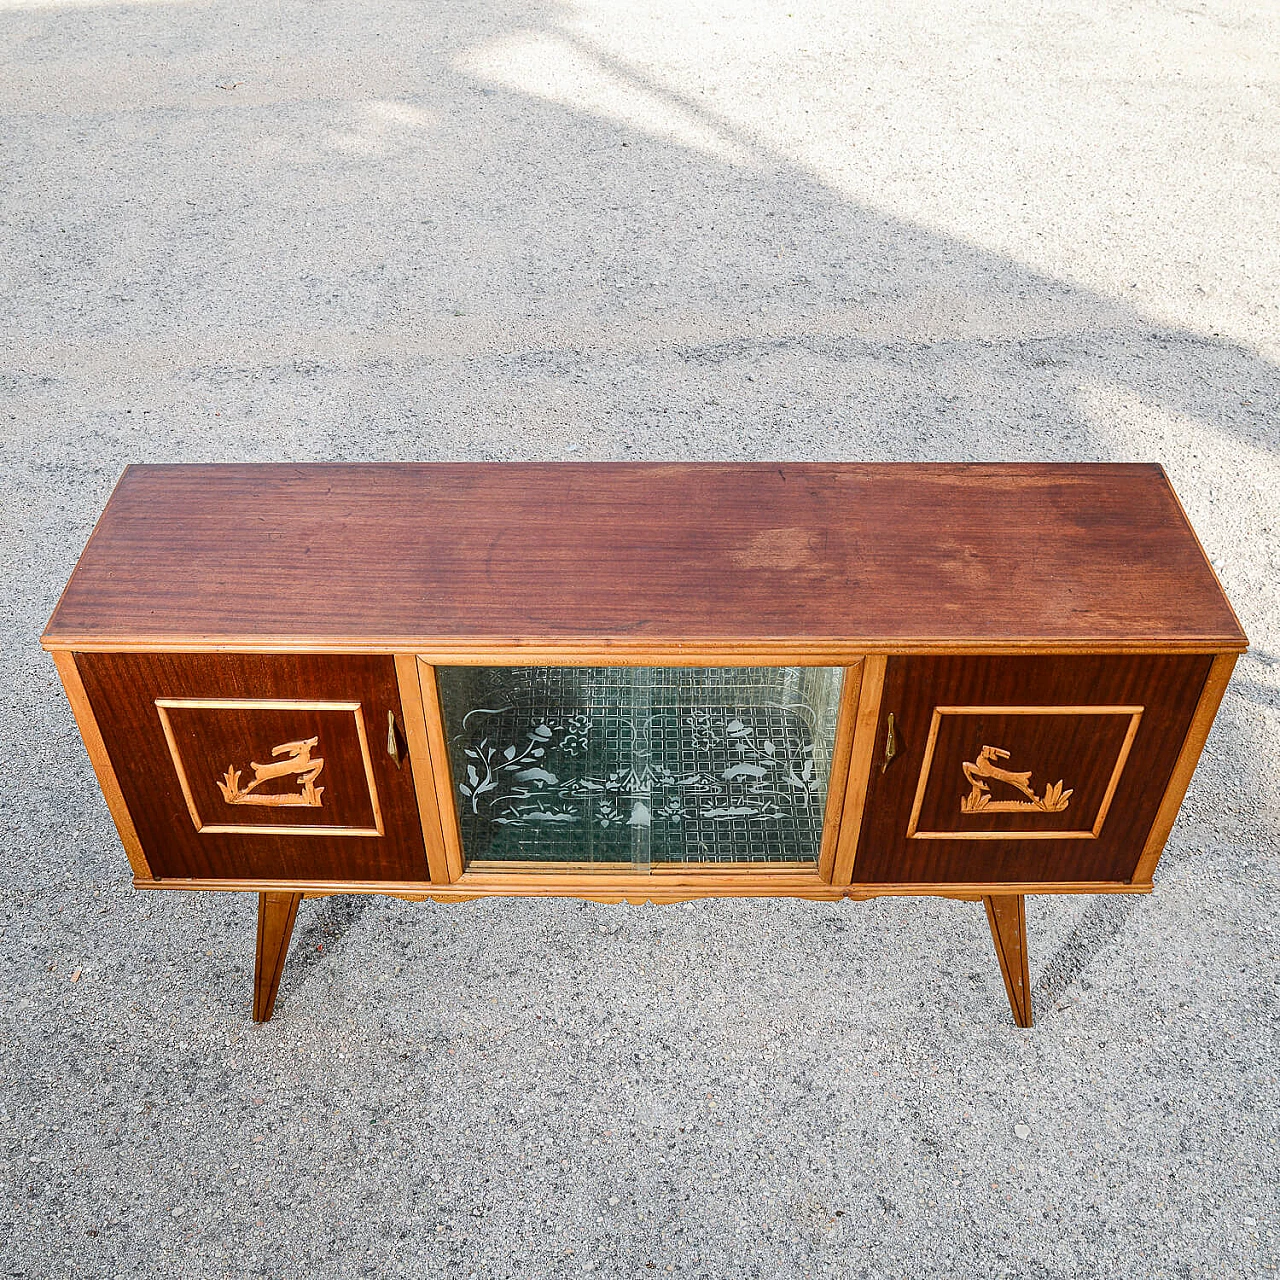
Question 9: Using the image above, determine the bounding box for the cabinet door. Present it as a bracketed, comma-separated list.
[851, 654, 1213, 885]
[76, 653, 430, 882]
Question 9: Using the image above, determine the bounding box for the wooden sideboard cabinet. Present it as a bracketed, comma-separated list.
[42, 463, 1246, 1027]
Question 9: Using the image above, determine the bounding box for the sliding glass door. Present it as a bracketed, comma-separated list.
[434, 666, 846, 870]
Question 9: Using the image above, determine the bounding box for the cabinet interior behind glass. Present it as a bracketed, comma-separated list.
[437, 666, 846, 869]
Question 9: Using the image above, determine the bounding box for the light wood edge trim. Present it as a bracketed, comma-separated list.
[904, 706, 943, 839]
[394, 654, 452, 884]
[52, 651, 152, 879]
[417, 660, 466, 881]
[465, 860, 816, 874]
[134, 875, 1149, 899]
[911, 830, 1096, 842]
[155, 704, 205, 831]
[830, 655, 887, 886]
[154, 697, 364, 711]
[818, 661, 864, 882]
[931, 704, 1145, 715]
[303, 890, 486, 903]
[1090, 710, 1142, 837]
[353, 703, 384, 836]
[1132, 652, 1238, 884]
[40, 636, 1249, 658]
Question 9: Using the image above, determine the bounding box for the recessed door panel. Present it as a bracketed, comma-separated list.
[851, 654, 1212, 885]
[155, 699, 383, 836]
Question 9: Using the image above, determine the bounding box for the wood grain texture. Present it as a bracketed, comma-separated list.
[416, 662, 466, 881]
[1132, 652, 1238, 883]
[393, 654, 452, 883]
[42, 463, 1246, 653]
[852, 654, 1214, 884]
[984, 895, 1033, 1027]
[51, 650, 153, 879]
[817, 661, 864, 881]
[133, 875, 1152, 898]
[76, 652, 430, 882]
[907, 705, 1143, 839]
[253, 891, 301, 1022]
[153, 698, 383, 835]
[831, 656, 887, 885]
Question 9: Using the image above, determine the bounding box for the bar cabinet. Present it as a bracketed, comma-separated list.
[41, 463, 1245, 1026]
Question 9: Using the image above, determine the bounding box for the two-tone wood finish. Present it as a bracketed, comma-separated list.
[849, 654, 1214, 886]
[73, 652, 430, 883]
[50, 650, 152, 880]
[41, 463, 1246, 1027]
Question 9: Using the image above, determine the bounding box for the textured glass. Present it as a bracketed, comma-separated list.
[437, 666, 845, 868]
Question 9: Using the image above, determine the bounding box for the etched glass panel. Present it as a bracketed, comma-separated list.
[436, 666, 845, 868]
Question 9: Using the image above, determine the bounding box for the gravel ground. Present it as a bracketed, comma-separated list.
[3, 1, 1279, 1276]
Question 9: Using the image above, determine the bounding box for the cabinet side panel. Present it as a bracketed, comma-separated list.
[53, 651, 152, 879]
[852, 654, 1214, 884]
[76, 653, 430, 882]
[1132, 652, 1236, 883]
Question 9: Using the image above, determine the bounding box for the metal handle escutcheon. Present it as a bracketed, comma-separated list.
[387, 710, 402, 769]
[881, 712, 896, 773]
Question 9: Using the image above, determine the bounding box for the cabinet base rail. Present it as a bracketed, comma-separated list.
[250, 890, 1035, 1027]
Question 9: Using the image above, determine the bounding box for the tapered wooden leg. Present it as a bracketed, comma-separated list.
[983, 894, 1033, 1027]
[253, 892, 302, 1023]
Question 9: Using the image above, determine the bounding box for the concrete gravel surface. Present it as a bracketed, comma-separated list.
[2, 0, 1279, 1276]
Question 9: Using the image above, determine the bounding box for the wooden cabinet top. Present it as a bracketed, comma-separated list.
[42, 462, 1246, 656]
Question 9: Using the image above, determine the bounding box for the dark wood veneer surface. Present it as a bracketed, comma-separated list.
[76, 653, 430, 882]
[42, 463, 1245, 650]
[852, 654, 1213, 884]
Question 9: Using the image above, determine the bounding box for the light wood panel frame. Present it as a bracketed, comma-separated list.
[418, 655, 862, 884]
[393, 654, 453, 884]
[131, 874, 1151, 900]
[830, 656, 888, 885]
[817, 661, 864, 881]
[904, 705, 1144, 841]
[41, 636, 1249, 659]
[154, 698, 384, 837]
[416, 660, 467, 881]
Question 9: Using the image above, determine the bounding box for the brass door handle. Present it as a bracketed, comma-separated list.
[387, 710, 402, 769]
[881, 712, 896, 773]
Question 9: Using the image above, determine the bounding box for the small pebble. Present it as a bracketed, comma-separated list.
[1014, 1123, 1032, 1139]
